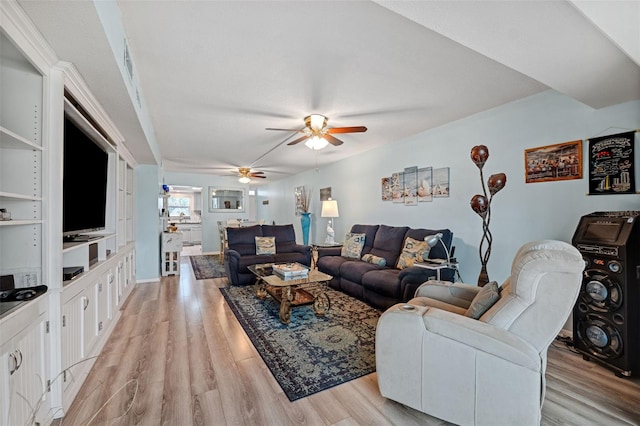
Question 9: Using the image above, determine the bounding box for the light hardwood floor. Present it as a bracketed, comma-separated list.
[60, 255, 640, 425]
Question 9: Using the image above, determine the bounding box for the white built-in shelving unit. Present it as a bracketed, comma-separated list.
[0, 2, 138, 423]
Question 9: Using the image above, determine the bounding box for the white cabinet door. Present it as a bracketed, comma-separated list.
[81, 287, 97, 358]
[0, 316, 46, 426]
[95, 274, 109, 336]
[191, 225, 202, 243]
[61, 299, 83, 397]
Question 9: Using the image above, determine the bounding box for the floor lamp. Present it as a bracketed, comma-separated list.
[321, 199, 339, 244]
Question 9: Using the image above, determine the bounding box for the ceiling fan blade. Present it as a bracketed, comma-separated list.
[266, 127, 305, 132]
[287, 135, 310, 146]
[325, 134, 344, 146]
[326, 126, 367, 134]
[251, 175, 267, 179]
[250, 171, 265, 174]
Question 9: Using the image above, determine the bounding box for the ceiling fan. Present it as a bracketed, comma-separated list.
[266, 114, 367, 150]
[237, 167, 266, 183]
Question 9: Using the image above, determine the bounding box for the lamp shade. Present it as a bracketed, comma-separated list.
[321, 199, 339, 218]
[305, 135, 329, 150]
[424, 232, 451, 263]
[424, 233, 443, 248]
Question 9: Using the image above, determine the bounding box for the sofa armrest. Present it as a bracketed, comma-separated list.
[224, 248, 241, 260]
[290, 244, 312, 255]
[317, 246, 342, 258]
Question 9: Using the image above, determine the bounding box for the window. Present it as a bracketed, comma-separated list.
[168, 194, 192, 218]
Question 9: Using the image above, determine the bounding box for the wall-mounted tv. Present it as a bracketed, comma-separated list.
[63, 115, 109, 242]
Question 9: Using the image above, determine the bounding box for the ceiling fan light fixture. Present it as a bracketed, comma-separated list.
[238, 176, 251, 184]
[306, 114, 327, 131]
[305, 135, 329, 150]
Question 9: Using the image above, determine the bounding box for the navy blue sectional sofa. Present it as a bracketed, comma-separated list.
[316, 224, 454, 310]
[224, 224, 312, 286]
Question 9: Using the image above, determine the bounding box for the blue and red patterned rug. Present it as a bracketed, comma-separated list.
[220, 283, 381, 401]
[189, 255, 226, 279]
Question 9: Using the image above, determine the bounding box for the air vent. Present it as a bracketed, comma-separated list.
[124, 39, 134, 80]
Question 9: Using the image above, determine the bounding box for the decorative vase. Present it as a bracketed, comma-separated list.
[300, 212, 311, 245]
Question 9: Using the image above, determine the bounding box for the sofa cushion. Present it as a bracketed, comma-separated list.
[273, 252, 309, 265]
[255, 236, 276, 255]
[226, 225, 263, 255]
[341, 233, 366, 258]
[362, 268, 401, 299]
[316, 255, 350, 276]
[238, 254, 275, 271]
[340, 260, 381, 283]
[350, 224, 379, 256]
[405, 228, 453, 261]
[369, 225, 410, 267]
[262, 224, 296, 253]
[396, 237, 430, 269]
[465, 281, 500, 319]
[362, 253, 387, 266]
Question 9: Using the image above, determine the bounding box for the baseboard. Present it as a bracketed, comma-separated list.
[136, 277, 160, 284]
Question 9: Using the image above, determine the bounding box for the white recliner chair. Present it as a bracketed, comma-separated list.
[376, 240, 584, 426]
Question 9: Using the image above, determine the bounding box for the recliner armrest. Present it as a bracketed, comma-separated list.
[413, 281, 480, 309]
[423, 307, 540, 371]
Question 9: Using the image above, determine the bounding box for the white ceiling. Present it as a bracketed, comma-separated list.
[17, 0, 640, 183]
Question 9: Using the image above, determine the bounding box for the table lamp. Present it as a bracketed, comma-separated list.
[321, 198, 339, 244]
[424, 233, 451, 264]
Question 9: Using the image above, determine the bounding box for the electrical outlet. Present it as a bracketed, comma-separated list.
[24, 272, 38, 286]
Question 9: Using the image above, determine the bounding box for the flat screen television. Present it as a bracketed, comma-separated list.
[63, 115, 109, 242]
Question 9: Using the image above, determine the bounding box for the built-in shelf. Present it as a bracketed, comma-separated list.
[0, 220, 43, 226]
[0, 191, 42, 201]
[0, 126, 43, 150]
[62, 233, 116, 252]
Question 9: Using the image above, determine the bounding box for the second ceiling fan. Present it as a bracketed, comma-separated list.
[266, 114, 367, 150]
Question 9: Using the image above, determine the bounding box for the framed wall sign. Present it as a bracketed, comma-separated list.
[588, 131, 635, 194]
[524, 140, 582, 183]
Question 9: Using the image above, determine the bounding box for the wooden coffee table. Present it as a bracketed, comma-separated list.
[248, 262, 333, 324]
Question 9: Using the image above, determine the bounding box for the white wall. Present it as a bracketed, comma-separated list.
[258, 90, 640, 286]
[135, 165, 162, 281]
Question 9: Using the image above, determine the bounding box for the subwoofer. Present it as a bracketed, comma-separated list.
[572, 211, 640, 377]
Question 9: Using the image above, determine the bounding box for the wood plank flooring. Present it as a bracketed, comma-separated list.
[60, 255, 640, 425]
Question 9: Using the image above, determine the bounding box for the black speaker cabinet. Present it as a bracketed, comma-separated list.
[572, 211, 640, 377]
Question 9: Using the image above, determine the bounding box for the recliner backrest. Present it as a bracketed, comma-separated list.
[226, 225, 263, 255]
[262, 224, 297, 252]
[349, 224, 379, 256]
[369, 225, 409, 267]
[480, 240, 584, 353]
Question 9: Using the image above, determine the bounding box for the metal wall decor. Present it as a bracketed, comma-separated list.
[470, 145, 507, 287]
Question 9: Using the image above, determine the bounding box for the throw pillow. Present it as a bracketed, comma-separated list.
[255, 236, 276, 255]
[464, 281, 500, 319]
[341, 233, 366, 259]
[396, 237, 431, 270]
[361, 253, 387, 267]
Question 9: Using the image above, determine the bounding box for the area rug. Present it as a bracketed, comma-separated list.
[189, 255, 227, 279]
[220, 283, 381, 401]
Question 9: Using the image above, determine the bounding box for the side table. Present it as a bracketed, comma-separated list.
[311, 242, 343, 269]
[414, 260, 458, 281]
